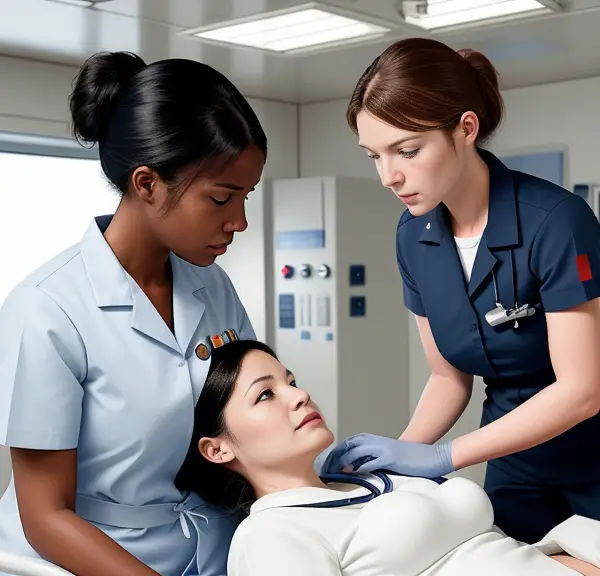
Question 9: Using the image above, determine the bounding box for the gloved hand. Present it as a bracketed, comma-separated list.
[320, 433, 455, 478]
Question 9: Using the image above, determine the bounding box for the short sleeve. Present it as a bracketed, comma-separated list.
[530, 195, 600, 312]
[227, 515, 342, 576]
[0, 286, 86, 449]
[397, 221, 426, 317]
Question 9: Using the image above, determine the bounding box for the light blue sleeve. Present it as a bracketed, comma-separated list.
[0, 286, 87, 449]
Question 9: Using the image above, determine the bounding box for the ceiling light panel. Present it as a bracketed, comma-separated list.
[180, 2, 393, 55]
[402, 0, 558, 30]
[44, 0, 115, 6]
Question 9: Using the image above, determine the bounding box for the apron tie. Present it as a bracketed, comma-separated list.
[174, 503, 208, 539]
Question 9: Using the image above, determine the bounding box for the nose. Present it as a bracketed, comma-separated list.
[223, 203, 248, 234]
[291, 386, 310, 411]
[379, 158, 405, 189]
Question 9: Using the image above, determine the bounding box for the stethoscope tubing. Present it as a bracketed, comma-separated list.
[286, 471, 446, 509]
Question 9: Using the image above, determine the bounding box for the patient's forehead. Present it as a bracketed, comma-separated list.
[233, 351, 286, 392]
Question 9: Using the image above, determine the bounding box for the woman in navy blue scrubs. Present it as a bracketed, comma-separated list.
[322, 38, 600, 544]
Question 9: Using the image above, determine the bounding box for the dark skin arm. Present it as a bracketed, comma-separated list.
[11, 448, 161, 576]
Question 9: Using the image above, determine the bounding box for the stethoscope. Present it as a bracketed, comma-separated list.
[484, 249, 539, 329]
[287, 471, 446, 509]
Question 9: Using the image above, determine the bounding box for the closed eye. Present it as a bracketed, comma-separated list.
[211, 196, 231, 206]
[367, 148, 421, 160]
[213, 187, 256, 206]
[400, 148, 421, 159]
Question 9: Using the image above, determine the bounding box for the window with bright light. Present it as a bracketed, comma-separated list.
[0, 151, 118, 307]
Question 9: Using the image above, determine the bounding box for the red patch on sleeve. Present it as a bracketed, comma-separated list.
[576, 254, 593, 282]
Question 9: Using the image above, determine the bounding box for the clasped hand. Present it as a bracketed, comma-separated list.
[321, 433, 455, 478]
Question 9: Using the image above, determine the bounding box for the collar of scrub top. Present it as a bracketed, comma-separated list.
[288, 471, 394, 509]
[250, 471, 447, 512]
[79, 215, 208, 355]
[417, 148, 521, 303]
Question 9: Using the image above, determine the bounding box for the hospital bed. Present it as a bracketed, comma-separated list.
[0, 551, 73, 576]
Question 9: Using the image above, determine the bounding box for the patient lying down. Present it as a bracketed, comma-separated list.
[176, 340, 600, 576]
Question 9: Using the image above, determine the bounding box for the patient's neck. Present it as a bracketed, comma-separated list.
[249, 462, 328, 498]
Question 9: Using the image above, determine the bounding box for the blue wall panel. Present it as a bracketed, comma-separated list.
[500, 150, 565, 187]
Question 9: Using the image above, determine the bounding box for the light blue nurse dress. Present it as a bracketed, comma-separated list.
[0, 215, 255, 576]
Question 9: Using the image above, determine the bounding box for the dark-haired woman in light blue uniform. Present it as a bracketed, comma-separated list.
[0, 52, 265, 576]
[323, 37, 600, 545]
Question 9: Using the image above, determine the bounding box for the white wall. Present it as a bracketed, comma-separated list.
[299, 75, 600, 485]
[0, 56, 298, 496]
[0, 56, 75, 137]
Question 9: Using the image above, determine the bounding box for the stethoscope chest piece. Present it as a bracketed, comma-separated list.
[485, 267, 536, 329]
[485, 302, 536, 329]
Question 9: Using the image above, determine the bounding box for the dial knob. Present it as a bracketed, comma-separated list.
[281, 265, 295, 279]
[317, 264, 331, 279]
[300, 264, 312, 278]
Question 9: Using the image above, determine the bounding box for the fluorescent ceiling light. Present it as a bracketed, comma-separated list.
[181, 2, 392, 55]
[401, 0, 559, 30]
[44, 0, 114, 6]
[45, 0, 93, 5]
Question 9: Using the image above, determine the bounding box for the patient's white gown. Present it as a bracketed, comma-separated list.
[227, 474, 600, 575]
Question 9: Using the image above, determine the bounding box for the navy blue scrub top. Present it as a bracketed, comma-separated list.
[396, 148, 600, 383]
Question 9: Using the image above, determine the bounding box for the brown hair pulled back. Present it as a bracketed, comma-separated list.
[347, 38, 504, 143]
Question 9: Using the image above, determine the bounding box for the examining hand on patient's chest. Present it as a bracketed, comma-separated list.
[321, 433, 455, 478]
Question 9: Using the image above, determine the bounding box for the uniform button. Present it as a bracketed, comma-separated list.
[471, 323, 478, 331]
[178, 360, 186, 367]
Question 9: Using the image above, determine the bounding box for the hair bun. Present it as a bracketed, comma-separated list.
[69, 51, 146, 145]
[457, 48, 504, 141]
[457, 48, 500, 92]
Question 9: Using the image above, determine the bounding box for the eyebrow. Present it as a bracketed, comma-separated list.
[245, 369, 293, 396]
[358, 136, 420, 152]
[213, 180, 261, 192]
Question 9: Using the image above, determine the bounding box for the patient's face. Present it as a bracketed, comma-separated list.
[222, 350, 334, 471]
